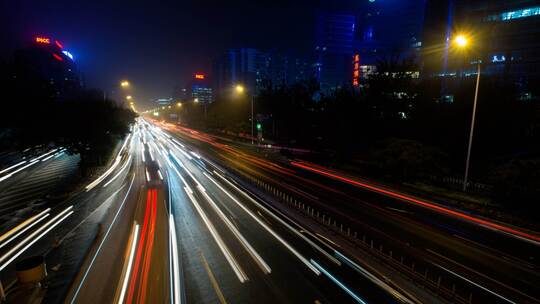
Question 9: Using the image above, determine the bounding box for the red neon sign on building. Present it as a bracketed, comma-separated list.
[35, 37, 51, 44]
[352, 54, 360, 87]
[194, 74, 205, 80]
[52, 53, 63, 61]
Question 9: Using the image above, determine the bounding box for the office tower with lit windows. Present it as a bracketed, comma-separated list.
[13, 36, 81, 99]
[314, 12, 356, 92]
[423, 0, 540, 89]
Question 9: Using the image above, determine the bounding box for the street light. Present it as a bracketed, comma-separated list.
[194, 98, 199, 103]
[120, 80, 130, 88]
[235, 85, 245, 94]
[234, 84, 255, 144]
[454, 35, 468, 48]
[126, 95, 132, 100]
[176, 102, 182, 107]
[453, 33, 480, 192]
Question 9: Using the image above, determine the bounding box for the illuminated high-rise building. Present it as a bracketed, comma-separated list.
[423, 0, 540, 87]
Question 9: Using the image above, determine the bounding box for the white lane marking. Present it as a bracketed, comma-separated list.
[311, 259, 368, 304]
[432, 262, 517, 304]
[69, 175, 135, 303]
[204, 172, 323, 275]
[334, 251, 416, 304]
[197, 184, 271, 274]
[184, 187, 248, 283]
[213, 171, 340, 267]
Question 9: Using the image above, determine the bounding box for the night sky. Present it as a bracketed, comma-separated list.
[2, 0, 358, 107]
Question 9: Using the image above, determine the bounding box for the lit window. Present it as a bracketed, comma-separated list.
[491, 6, 540, 21]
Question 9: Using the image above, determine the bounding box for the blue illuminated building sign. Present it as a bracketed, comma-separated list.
[492, 55, 506, 63]
[500, 7, 540, 21]
[62, 50, 74, 61]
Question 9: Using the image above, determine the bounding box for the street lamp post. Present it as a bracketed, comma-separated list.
[454, 34, 481, 192]
[463, 61, 481, 191]
[235, 85, 255, 144]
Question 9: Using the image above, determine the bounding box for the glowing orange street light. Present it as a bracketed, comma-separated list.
[235, 84, 245, 94]
[453, 35, 468, 48]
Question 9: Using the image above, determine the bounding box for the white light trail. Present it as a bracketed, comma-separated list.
[70, 176, 135, 303]
[0, 209, 50, 250]
[197, 184, 271, 274]
[169, 215, 183, 304]
[178, 148, 192, 160]
[0, 159, 40, 183]
[335, 251, 415, 303]
[0, 206, 74, 272]
[432, 262, 517, 304]
[117, 224, 140, 304]
[85, 155, 122, 191]
[185, 187, 248, 283]
[116, 134, 131, 159]
[158, 169, 164, 180]
[213, 171, 340, 267]
[203, 172, 320, 275]
[29, 148, 58, 162]
[0, 160, 27, 175]
[145, 168, 151, 182]
[311, 259, 368, 304]
[149, 146, 155, 161]
[103, 155, 132, 188]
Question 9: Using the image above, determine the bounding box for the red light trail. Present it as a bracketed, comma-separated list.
[291, 161, 540, 243]
[126, 189, 155, 303]
[138, 189, 156, 304]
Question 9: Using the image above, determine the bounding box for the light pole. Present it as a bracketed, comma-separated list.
[105, 80, 130, 102]
[235, 85, 255, 144]
[454, 34, 481, 192]
[194, 98, 207, 120]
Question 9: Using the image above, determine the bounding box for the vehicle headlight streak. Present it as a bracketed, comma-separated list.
[184, 187, 248, 283]
[117, 224, 140, 304]
[0, 160, 27, 175]
[202, 172, 323, 275]
[0, 159, 40, 183]
[166, 156, 248, 283]
[0, 208, 51, 250]
[197, 184, 272, 274]
[103, 155, 132, 188]
[334, 251, 415, 303]
[0, 206, 74, 272]
[145, 168, 151, 182]
[212, 171, 339, 268]
[310, 259, 368, 304]
[169, 215, 183, 304]
[149, 146, 155, 161]
[70, 176, 136, 304]
[85, 140, 129, 191]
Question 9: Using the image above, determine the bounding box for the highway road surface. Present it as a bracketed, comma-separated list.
[158, 121, 540, 304]
[63, 118, 417, 304]
[3, 117, 537, 304]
